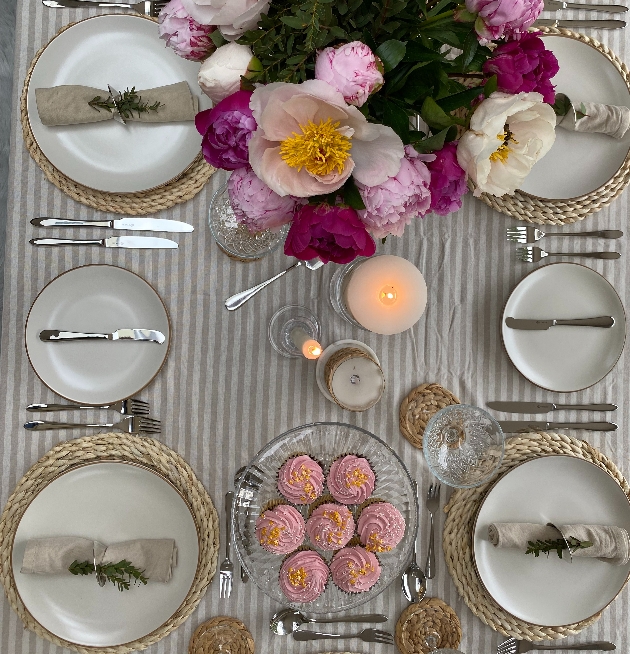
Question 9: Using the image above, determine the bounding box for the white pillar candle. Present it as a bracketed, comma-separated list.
[290, 327, 322, 360]
[345, 255, 427, 335]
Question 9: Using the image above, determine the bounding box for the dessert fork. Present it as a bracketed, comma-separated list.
[507, 226, 623, 243]
[23, 415, 160, 434]
[293, 628, 394, 644]
[425, 482, 441, 579]
[516, 247, 621, 262]
[219, 491, 234, 599]
[42, 0, 169, 16]
[498, 638, 615, 653]
[26, 398, 150, 416]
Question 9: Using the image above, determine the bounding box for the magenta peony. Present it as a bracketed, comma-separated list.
[158, 0, 216, 62]
[195, 91, 256, 170]
[466, 0, 543, 43]
[482, 32, 559, 104]
[426, 142, 468, 216]
[356, 146, 434, 239]
[314, 41, 384, 107]
[284, 204, 376, 264]
[228, 167, 300, 233]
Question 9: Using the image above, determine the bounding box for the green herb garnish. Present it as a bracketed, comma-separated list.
[525, 537, 593, 559]
[69, 559, 148, 591]
[88, 87, 163, 120]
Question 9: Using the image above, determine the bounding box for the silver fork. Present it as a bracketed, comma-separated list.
[23, 415, 160, 434]
[544, 0, 628, 11]
[233, 465, 263, 583]
[26, 398, 150, 416]
[219, 491, 234, 599]
[498, 638, 616, 653]
[293, 628, 394, 644]
[42, 0, 169, 17]
[507, 226, 623, 243]
[516, 246, 621, 262]
[425, 482, 441, 579]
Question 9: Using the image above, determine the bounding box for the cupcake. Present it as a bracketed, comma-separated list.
[279, 550, 329, 602]
[255, 505, 306, 555]
[277, 455, 325, 505]
[357, 502, 405, 553]
[306, 503, 355, 551]
[330, 546, 381, 593]
[327, 455, 376, 505]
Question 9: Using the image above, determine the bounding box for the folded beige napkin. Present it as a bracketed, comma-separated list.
[557, 101, 630, 140]
[488, 522, 630, 565]
[21, 536, 178, 582]
[35, 81, 199, 126]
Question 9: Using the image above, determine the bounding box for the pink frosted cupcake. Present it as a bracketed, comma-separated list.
[327, 455, 376, 505]
[306, 503, 355, 551]
[277, 455, 325, 505]
[255, 505, 305, 555]
[279, 550, 329, 602]
[357, 502, 405, 553]
[330, 546, 381, 593]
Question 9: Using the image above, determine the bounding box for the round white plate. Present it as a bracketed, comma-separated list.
[502, 263, 625, 392]
[27, 15, 208, 193]
[473, 455, 630, 627]
[519, 34, 630, 199]
[12, 461, 199, 647]
[25, 265, 170, 404]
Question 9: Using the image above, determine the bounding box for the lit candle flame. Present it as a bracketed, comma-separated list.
[379, 285, 397, 306]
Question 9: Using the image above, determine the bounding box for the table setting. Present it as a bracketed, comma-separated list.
[2, 0, 630, 652]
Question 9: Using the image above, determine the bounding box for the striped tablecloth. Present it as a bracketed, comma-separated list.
[2, 3, 630, 653]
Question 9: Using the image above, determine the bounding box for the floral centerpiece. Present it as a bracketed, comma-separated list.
[158, 0, 559, 263]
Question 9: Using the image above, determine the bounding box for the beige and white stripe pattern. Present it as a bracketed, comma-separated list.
[1, 3, 629, 653]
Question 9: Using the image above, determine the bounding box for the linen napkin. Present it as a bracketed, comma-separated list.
[557, 100, 630, 140]
[35, 81, 199, 126]
[488, 522, 630, 565]
[21, 536, 178, 582]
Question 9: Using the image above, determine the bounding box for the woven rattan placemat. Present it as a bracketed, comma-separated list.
[21, 17, 215, 215]
[189, 616, 254, 654]
[0, 432, 219, 654]
[443, 431, 629, 640]
[395, 597, 462, 654]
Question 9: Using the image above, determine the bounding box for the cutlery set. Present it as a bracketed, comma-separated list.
[535, 0, 628, 28]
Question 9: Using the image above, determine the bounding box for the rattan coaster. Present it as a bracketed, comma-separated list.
[443, 431, 629, 641]
[189, 617, 254, 654]
[0, 433, 219, 654]
[399, 383, 460, 449]
[395, 597, 462, 654]
[21, 17, 215, 215]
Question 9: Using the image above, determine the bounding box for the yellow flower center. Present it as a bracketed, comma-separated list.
[489, 127, 519, 164]
[280, 118, 351, 177]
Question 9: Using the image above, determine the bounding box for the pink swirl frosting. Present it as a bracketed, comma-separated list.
[306, 503, 355, 551]
[327, 455, 376, 505]
[279, 550, 329, 603]
[357, 502, 406, 553]
[255, 505, 306, 555]
[277, 455, 324, 504]
[330, 546, 381, 593]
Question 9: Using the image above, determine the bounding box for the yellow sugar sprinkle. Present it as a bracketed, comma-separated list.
[260, 522, 284, 547]
[346, 468, 369, 488]
[288, 566, 307, 588]
[365, 532, 392, 553]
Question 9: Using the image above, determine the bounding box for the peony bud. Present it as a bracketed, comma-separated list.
[198, 42, 256, 104]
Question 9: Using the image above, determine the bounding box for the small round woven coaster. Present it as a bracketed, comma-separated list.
[443, 431, 630, 641]
[395, 597, 462, 654]
[399, 383, 460, 449]
[189, 616, 254, 654]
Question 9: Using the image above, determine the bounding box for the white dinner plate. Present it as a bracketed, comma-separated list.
[25, 265, 170, 404]
[519, 34, 630, 199]
[502, 263, 625, 392]
[12, 461, 199, 647]
[473, 456, 630, 626]
[26, 14, 208, 193]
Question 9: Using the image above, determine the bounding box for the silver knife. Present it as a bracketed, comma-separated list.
[488, 401, 617, 413]
[39, 329, 165, 344]
[544, 0, 628, 12]
[31, 217, 193, 233]
[30, 236, 178, 248]
[505, 316, 614, 330]
[534, 18, 626, 27]
[499, 421, 617, 432]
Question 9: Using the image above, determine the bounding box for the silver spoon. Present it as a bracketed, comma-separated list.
[402, 480, 427, 602]
[270, 608, 388, 636]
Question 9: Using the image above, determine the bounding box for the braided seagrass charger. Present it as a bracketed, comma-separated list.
[189, 617, 254, 654]
[443, 431, 629, 641]
[0, 433, 219, 654]
[21, 17, 215, 215]
[396, 597, 462, 654]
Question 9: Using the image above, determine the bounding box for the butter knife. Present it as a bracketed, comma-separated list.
[505, 317, 614, 330]
[32, 217, 193, 232]
[534, 18, 626, 27]
[544, 0, 628, 11]
[30, 236, 178, 248]
[488, 401, 617, 413]
[40, 329, 165, 344]
[499, 421, 618, 432]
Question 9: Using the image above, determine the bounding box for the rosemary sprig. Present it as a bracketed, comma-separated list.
[88, 87, 163, 120]
[525, 537, 593, 560]
[69, 559, 148, 592]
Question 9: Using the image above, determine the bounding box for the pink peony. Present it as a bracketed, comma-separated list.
[356, 146, 434, 239]
[180, 0, 269, 38]
[284, 204, 376, 264]
[195, 90, 256, 170]
[466, 0, 543, 43]
[228, 167, 300, 233]
[426, 142, 468, 216]
[314, 41, 384, 108]
[158, 0, 216, 61]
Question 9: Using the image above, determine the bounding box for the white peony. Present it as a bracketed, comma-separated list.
[198, 42, 254, 104]
[180, 0, 269, 38]
[457, 91, 556, 197]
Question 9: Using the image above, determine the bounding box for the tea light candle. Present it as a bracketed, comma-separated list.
[324, 347, 384, 411]
[290, 327, 322, 360]
[345, 255, 427, 335]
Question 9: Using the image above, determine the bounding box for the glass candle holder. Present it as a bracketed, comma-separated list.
[268, 305, 322, 358]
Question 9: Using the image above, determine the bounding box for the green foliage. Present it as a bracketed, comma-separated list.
[525, 537, 593, 559]
[88, 87, 163, 120]
[69, 559, 149, 592]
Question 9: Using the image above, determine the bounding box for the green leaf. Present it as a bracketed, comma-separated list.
[342, 178, 366, 210]
[375, 40, 407, 72]
[461, 31, 478, 71]
[483, 74, 498, 97]
[421, 96, 455, 130]
[411, 127, 450, 153]
[437, 86, 483, 113]
[280, 16, 306, 29]
[403, 41, 447, 63]
[428, 0, 454, 16]
[211, 30, 227, 48]
[382, 101, 411, 142]
[552, 93, 572, 117]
